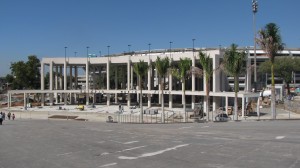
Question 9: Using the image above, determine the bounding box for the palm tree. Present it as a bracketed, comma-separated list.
[133, 60, 149, 123]
[171, 58, 192, 122]
[223, 44, 247, 121]
[154, 57, 171, 123]
[256, 23, 284, 119]
[199, 51, 213, 121]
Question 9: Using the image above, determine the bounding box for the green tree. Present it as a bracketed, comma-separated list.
[256, 23, 284, 119]
[133, 60, 149, 123]
[154, 57, 171, 123]
[171, 58, 192, 122]
[199, 51, 213, 121]
[258, 57, 300, 95]
[10, 61, 27, 89]
[26, 55, 41, 89]
[9, 55, 41, 90]
[223, 44, 247, 120]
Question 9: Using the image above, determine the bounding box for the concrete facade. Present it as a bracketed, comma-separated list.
[7, 47, 300, 117]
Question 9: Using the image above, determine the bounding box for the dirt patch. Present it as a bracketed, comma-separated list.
[48, 115, 78, 119]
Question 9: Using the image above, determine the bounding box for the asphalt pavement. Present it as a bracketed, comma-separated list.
[1, 119, 300, 168]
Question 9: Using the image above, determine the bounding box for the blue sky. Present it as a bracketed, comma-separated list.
[0, 0, 299, 76]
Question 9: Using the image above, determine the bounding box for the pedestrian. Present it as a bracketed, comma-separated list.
[0, 112, 3, 125]
[7, 112, 11, 120]
[2, 112, 5, 120]
[12, 113, 15, 120]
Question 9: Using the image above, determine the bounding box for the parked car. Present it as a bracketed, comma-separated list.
[215, 113, 231, 122]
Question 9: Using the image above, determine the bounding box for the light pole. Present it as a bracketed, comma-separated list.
[128, 44, 131, 53]
[148, 43, 151, 55]
[86, 46, 89, 58]
[252, 0, 258, 91]
[99, 51, 101, 57]
[192, 39, 196, 57]
[64, 47, 67, 62]
[169, 41, 173, 58]
[74, 51, 77, 57]
[107, 46, 110, 56]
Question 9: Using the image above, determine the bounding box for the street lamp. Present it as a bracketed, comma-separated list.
[252, 0, 258, 91]
[148, 43, 151, 55]
[169, 41, 173, 58]
[107, 45, 110, 56]
[192, 39, 196, 57]
[86, 46, 89, 58]
[128, 44, 131, 53]
[64, 47, 67, 61]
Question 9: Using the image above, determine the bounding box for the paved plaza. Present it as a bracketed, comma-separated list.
[1, 119, 300, 168]
[2, 103, 300, 123]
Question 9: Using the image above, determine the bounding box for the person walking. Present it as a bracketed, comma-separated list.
[0, 112, 3, 125]
[12, 113, 15, 120]
[7, 112, 11, 120]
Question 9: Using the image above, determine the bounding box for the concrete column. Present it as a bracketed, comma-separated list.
[49, 61, 53, 106]
[7, 93, 11, 108]
[203, 99, 207, 116]
[69, 66, 73, 104]
[148, 58, 151, 90]
[127, 58, 131, 107]
[246, 57, 252, 92]
[148, 94, 151, 107]
[40, 62, 45, 106]
[55, 65, 58, 104]
[86, 59, 89, 105]
[55, 66, 58, 90]
[64, 62, 67, 90]
[115, 68, 118, 104]
[169, 92, 172, 109]
[63, 93, 67, 106]
[24, 93, 26, 109]
[225, 96, 229, 115]
[242, 96, 245, 118]
[75, 66, 78, 89]
[64, 61, 67, 106]
[131, 65, 133, 90]
[192, 56, 195, 109]
[92, 66, 96, 104]
[41, 63, 45, 90]
[50, 61, 53, 91]
[59, 66, 63, 103]
[50, 93, 54, 106]
[106, 59, 110, 106]
[70, 65, 73, 89]
[59, 66, 63, 89]
[107, 60, 110, 90]
[107, 93, 110, 106]
[148, 57, 151, 108]
[41, 94, 44, 107]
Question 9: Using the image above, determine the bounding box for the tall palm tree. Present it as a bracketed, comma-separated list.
[154, 57, 171, 123]
[133, 60, 149, 123]
[199, 51, 213, 121]
[223, 44, 247, 121]
[256, 23, 284, 119]
[171, 57, 192, 122]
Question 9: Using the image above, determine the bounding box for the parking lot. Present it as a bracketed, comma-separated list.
[1, 119, 300, 168]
